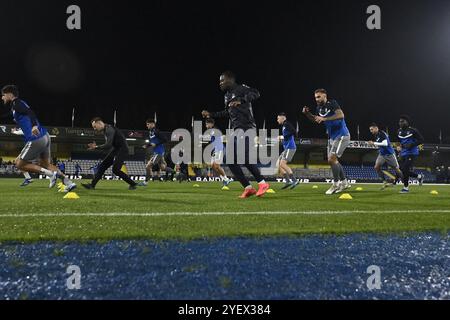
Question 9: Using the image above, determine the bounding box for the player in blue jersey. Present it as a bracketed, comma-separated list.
[140, 119, 168, 185]
[74, 162, 82, 177]
[368, 123, 403, 190]
[276, 113, 299, 190]
[397, 115, 424, 193]
[302, 89, 351, 195]
[0, 85, 76, 192]
[205, 118, 231, 188]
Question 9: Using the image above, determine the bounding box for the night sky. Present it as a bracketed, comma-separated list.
[1, 0, 449, 142]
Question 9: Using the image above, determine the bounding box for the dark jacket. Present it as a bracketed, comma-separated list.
[210, 84, 260, 130]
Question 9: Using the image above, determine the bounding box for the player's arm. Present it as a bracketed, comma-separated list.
[369, 139, 388, 147]
[202, 109, 228, 119]
[321, 108, 344, 121]
[302, 106, 316, 123]
[369, 132, 388, 147]
[315, 100, 345, 123]
[12, 128, 24, 136]
[229, 85, 260, 107]
[239, 85, 260, 104]
[12, 102, 41, 135]
[89, 126, 114, 150]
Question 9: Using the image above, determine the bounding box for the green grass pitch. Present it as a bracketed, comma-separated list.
[0, 179, 449, 242]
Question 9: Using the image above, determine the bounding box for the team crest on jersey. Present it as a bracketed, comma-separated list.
[318, 108, 331, 117]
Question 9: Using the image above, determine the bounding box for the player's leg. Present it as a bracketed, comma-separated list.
[386, 154, 403, 185]
[227, 136, 254, 193]
[334, 136, 351, 193]
[279, 159, 292, 189]
[39, 135, 75, 190]
[153, 156, 164, 181]
[374, 155, 387, 182]
[402, 155, 423, 185]
[280, 149, 298, 190]
[16, 156, 33, 187]
[242, 137, 269, 197]
[146, 158, 154, 182]
[326, 139, 341, 195]
[399, 156, 412, 193]
[14, 134, 60, 188]
[211, 162, 223, 178]
[212, 151, 231, 186]
[20, 170, 33, 186]
[112, 151, 137, 189]
[39, 157, 76, 191]
[84, 152, 115, 189]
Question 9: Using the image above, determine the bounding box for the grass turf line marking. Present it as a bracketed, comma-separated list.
[1, 210, 450, 218]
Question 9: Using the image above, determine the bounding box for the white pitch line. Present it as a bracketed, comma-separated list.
[1, 210, 450, 218]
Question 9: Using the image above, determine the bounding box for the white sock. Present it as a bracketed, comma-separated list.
[258, 180, 266, 184]
[23, 172, 31, 179]
[245, 185, 253, 190]
[220, 175, 229, 181]
[40, 168, 54, 177]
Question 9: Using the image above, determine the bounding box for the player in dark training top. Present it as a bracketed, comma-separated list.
[202, 71, 270, 198]
[397, 115, 424, 193]
[368, 123, 403, 190]
[0, 85, 76, 192]
[82, 117, 138, 190]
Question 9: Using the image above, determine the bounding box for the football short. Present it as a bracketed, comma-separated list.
[327, 135, 350, 158]
[278, 148, 296, 162]
[375, 154, 400, 169]
[19, 133, 51, 161]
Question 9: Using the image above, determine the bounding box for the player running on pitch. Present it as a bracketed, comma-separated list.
[82, 117, 138, 190]
[0, 85, 76, 192]
[205, 118, 232, 189]
[368, 123, 404, 190]
[140, 119, 168, 185]
[202, 71, 270, 198]
[276, 112, 299, 190]
[302, 88, 351, 195]
[397, 115, 424, 194]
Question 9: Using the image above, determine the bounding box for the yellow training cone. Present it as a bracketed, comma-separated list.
[356, 187, 363, 191]
[430, 190, 439, 195]
[312, 185, 319, 189]
[339, 193, 353, 200]
[222, 186, 230, 191]
[193, 184, 200, 188]
[63, 192, 80, 199]
[58, 187, 66, 193]
[266, 189, 276, 194]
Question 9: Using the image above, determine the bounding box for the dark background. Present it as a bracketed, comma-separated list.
[0, 0, 449, 141]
